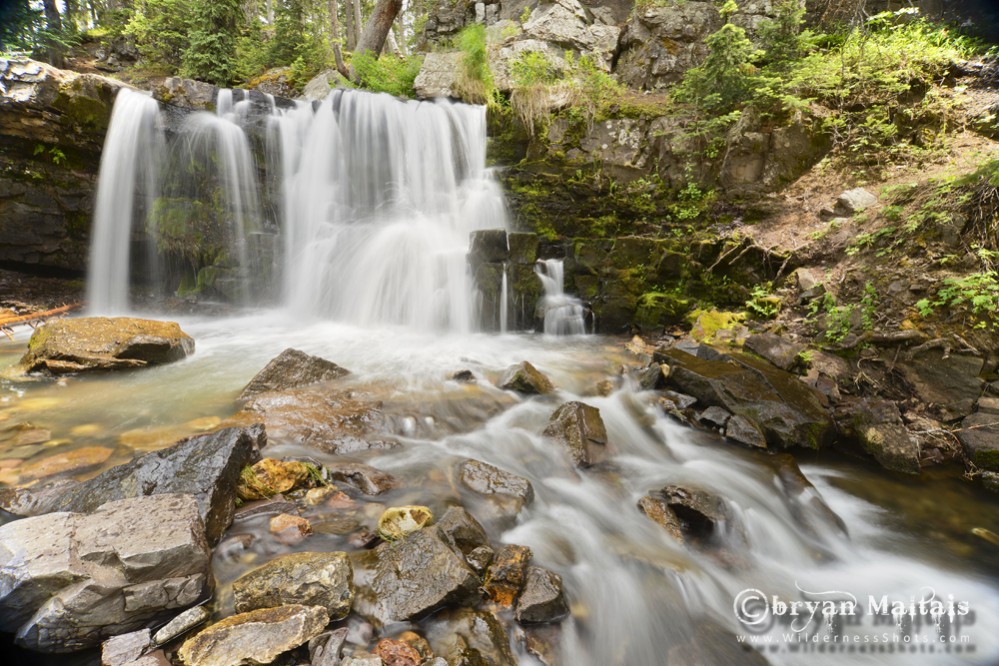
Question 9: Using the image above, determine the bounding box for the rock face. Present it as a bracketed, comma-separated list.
[0, 425, 264, 543]
[232, 552, 353, 620]
[0, 494, 212, 653]
[238, 348, 350, 403]
[177, 604, 329, 666]
[658, 348, 835, 450]
[19, 317, 195, 374]
[353, 524, 482, 625]
[0, 58, 126, 271]
[413, 51, 464, 99]
[522, 0, 621, 71]
[543, 401, 609, 467]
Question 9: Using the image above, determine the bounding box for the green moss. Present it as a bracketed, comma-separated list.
[687, 309, 747, 342]
[635, 291, 693, 329]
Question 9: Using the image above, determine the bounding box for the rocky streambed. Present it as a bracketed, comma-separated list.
[1, 314, 999, 666]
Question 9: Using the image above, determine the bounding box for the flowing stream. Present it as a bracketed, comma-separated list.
[3, 87, 999, 665]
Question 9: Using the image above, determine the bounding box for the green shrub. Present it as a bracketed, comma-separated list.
[352, 53, 423, 98]
[181, 0, 243, 86]
[125, 0, 193, 73]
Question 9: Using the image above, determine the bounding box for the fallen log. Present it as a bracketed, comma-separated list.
[0, 303, 82, 339]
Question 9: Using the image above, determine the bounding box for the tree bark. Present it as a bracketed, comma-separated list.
[350, 0, 362, 49]
[354, 0, 401, 57]
[329, 0, 349, 77]
[41, 0, 65, 68]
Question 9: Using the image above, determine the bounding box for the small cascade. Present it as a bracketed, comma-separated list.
[86, 89, 163, 313]
[500, 263, 509, 333]
[535, 258, 588, 335]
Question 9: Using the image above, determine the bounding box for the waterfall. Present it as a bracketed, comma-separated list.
[535, 258, 587, 335]
[86, 89, 163, 313]
[500, 264, 509, 333]
[87, 87, 506, 330]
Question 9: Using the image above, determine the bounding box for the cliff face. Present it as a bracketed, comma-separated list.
[0, 59, 126, 273]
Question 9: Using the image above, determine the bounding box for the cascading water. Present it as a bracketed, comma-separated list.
[86, 88, 163, 313]
[535, 258, 588, 335]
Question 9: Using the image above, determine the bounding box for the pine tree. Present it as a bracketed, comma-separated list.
[182, 0, 243, 85]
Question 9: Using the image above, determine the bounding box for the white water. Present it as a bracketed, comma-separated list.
[536, 258, 588, 335]
[500, 264, 509, 333]
[86, 89, 162, 313]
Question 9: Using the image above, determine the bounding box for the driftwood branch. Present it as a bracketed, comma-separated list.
[0, 303, 82, 338]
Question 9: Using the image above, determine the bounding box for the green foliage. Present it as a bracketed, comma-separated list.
[125, 0, 193, 73]
[0, 2, 44, 53]
[33, 143, 66, 166]
[675, 22, 760, 115]
[352, 53, 423, 98]
[745, 283, 781, 319]
[455, 24, 496, 105]
[181, 0, 243, 86]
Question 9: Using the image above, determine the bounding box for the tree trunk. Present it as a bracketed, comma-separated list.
[89, 0, 97, 24]
[64, 0, 77, 31]
[350, 0, 362, 49]
[329, 0, 349, 77]
[41, 0, 65, 68]
[354, 0, 401, 57]
[383, 26, 402, 57]
[266, 0, 274, 23]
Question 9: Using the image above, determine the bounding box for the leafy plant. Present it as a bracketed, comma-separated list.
[745, 283, 781, 319]
[352, 53, 423, 98]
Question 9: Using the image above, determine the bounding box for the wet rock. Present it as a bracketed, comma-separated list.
[102, 629, 152, 666]
[152, 605, 210, 645]
[669, 620, 769, 665]
[662, 390, 698, 410]
[352, 526, 481, 625]
[497, 361, 554, 394]
[469, 229, 510, 264]
[0, 425, 263, 543]
[325, 462, 398, 495]
[18, 445, 114, 479]
[640, 485, 729, 545]
[958, 412, 999, 472]
[0, 494, 211, 653]
[843, 399, 920, 474]
[658, 349, 834, 450]
[524, 624, 562, 666]
[450, 369, 476, 383]
[724, 415, 767, 449]
[434, 506, 489, 557]
[698, 406, 731, 429]
[483, 544, 532, 607]
[636, 363, 670, 390]
[178, 604, 328, 666]
[637, 494, 684, 542]
[396, 630, 432, 660]
[515, 567, 569, 624]
[743, 333, 806, 372]
[233, 552, 353, 620]
[270, 513, 312, 545]
[236, 457, 320, 500]
[465, 545, 494, 573]
[458, 459, 534, 510]
[238, 348, 350, 403]
[373, 638, 422, 666]
[897, 349, 984, 420]
[377, 505, 433, 542]
[19, 317, 195, 375]
[834, 187, 878, 215]
[543, 401, 609, 467]
[309, 627, 349, 666]
[242, 388, 389, 454]
[424, 608, 515, 666]
[234, 495, 299, 521]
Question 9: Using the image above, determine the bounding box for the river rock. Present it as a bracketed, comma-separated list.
[957, 412, 999, 472]
[238, 348, 350, 403]
[233, 552, 353, 620]
[177, 604, 328, 666]
[0, 494, 211, 653]
[102, 629, 153, 666]
[841, 398, 920, 474]
[236, 457, 318, 500]
[373, 638, 422, 666]
[309, 627, 349, 666]
[515, 567, 569, 624]
[743, 333, 806, 372]
[324, 462, 398, 495]
[377, 505, 433, 542]
[497, 361, 555, 394]
[896, 349, 984, 420]
[352, 524, 481, 625]
[19, 317, 195, 375]
[0, 424, 263, 543]
[483, 544, 532, 607]
[270, 513, 312, 545]
[458, 459, 534, 510]
[152, 605, 211, 645]
[434, 505, 490, 557]
[657, 348, 835, 450]
[543, 401, 609, 467]
[639, 485, 729, 545]
[424, 608, 516, 666]
[724, 415, 767, 449]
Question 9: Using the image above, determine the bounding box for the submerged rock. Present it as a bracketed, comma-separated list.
[424, 608, 516, 666]
[19, 317, 195, 375]
[543, 401, 609, 467]
[352, 525, 481, 625]
[233, 551, 353, 620]
[373, 637, 422, 666]
[0, 425, 263, 543]
[458, 459, 534, 511]
[497, 361, 554, 395]
[238, 348, 350, 403]
[516, 567, 569, 624]
[0, 494, 211, 653]
[325, 462, 398, 496]
[639, 484, 730, 545]
[177, 604, 328, 666]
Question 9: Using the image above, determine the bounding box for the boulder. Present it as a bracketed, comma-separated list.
[238, 348, 350, 403]
[743, 333, 806, 372]
[957, 412, 999, 472]
[352, 525, 481, 625]
[413, 51, 464, 99]
[658, 349, 835, 450]
[615, 3, 722, 90]
[458, 459, 534, 511]
[177, 605, 328, 666]
[0, 494, 211, 653]
[896, 349, 984, 420]
[19, 317, 195, 375]
[497, 361, 555, 394]
[639, 484, 730, 545]
[424, 608, 516, 666]
[840, 399, 921, 474]
[232, 552, 353, 620]
[516, 567, 569, 624]
[724, 415, 767, 449]
[543, 401, 609, 467]
[0, 425, 263, 543]
[698, 406, 732, 429]
[152, 76, 216, 110]
[301, 68, 350, 102]
[483, 544, 532, 607]
[834, 188, 878, 215]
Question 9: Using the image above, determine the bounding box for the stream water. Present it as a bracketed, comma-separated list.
[3, 87, 999, 665]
